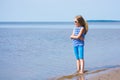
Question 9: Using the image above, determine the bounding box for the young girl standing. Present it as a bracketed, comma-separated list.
[70, 15, 88, 74]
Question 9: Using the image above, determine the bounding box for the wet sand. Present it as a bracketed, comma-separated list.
[50, 66, 120, 80]
[86, 67, 120, 80]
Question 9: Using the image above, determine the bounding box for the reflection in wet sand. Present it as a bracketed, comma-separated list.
[76, 75, 85, 80]
[50, 71, 86, 80]
[55, 74, 85, 80]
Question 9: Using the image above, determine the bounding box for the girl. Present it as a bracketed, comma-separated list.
[70, 15, 88, 74]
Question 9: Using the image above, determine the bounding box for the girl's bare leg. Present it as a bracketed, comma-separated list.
[79, 59, 84, 74]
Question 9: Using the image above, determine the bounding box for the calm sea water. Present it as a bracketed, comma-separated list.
[0, 22, 120, 80]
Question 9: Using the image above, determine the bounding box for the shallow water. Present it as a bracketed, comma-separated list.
[0, 22, 120, 80]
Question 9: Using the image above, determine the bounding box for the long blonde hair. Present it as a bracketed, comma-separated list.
[75, 15, 88, 35]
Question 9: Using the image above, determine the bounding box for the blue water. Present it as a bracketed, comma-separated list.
[0, 22, 120, 80]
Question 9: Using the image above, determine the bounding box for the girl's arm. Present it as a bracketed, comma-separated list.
[70, 30, 74, 39]
[70, 27, 84, 39]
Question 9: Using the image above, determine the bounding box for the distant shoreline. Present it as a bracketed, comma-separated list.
[87, 20, 120, 22]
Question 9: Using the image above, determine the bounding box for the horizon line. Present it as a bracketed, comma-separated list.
[0, 20, 120, 22]
[0, 20, 120, 25]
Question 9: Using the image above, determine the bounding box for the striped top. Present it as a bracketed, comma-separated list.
[72, 26, 85, 46]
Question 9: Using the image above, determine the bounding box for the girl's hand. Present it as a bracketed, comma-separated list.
[70, 35, 73, 39]
[71, 34, 84, 40]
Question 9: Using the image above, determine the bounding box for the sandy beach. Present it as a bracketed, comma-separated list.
[86, 67, 120, 80]
[51, 66, 120, 80]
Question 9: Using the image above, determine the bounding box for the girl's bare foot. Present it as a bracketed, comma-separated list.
[79, 71, 84, 74]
